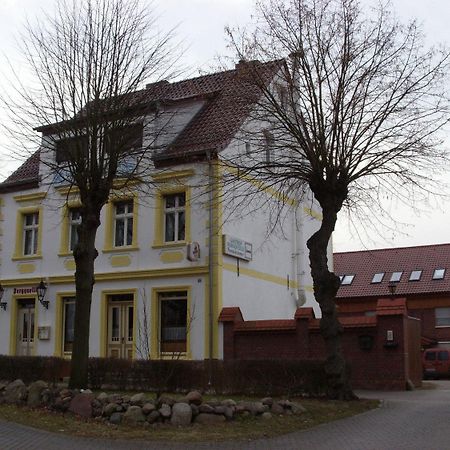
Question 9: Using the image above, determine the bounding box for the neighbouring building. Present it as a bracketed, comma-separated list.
[334, 244, 450, 348]
[0, 61, 326, 360]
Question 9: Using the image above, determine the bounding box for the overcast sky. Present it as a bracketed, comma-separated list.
[1, 0, 450, 253]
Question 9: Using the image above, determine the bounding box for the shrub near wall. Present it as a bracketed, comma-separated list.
[0, 356, 328, 396]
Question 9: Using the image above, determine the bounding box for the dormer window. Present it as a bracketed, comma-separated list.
[56, 135, 88, 164]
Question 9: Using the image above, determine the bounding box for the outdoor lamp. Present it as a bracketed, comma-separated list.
[0, 283, 6, 310]
[388, 281, 397, 298]
[37, 280, 48, 309]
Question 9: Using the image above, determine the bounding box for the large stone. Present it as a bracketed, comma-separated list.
[261, 397, 273, 407]
[157, 395, 176, 407]
[123, 406, 146, 425]
[27, 380, 48, 407]
[198, 404, 215, 414]
[147, 410, 160, 424]
[171, 402, 192, 426]
[97, 392, 109, 403]
[130, 393, 146, 406]
[221, 399, 236, 407]
[4, 380, 27, 404]
[103, 402, 118, 417]
[142, 402, 156, 415]
[68, 393, 94, 418]
[195, 413, 226, 424]
[109, 412, 123, 425]
[185, 390, 202, 406]
[271, 403, 285, 415]
[159, 403, 171, 418]
[291, 402, 307, 415]
[261, 412, 272, 420]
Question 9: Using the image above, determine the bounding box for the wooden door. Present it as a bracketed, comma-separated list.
[107, 296, 133, 359]
[17, 299, 35, 356]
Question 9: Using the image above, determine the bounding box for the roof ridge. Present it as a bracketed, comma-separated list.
[334, 242, 450, 255]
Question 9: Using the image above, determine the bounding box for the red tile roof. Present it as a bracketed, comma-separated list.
[334, 244, 450, 299]
[2, 60, 283, 190]
[1, 150, 40, 189]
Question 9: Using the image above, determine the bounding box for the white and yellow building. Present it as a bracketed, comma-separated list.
[0, 61, 326, 361]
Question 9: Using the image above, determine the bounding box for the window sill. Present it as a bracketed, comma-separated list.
[152, 241, 187, 249]
[12, 254, 42, 261]
[58, 252, 74, 257]
[435, 325, 450, 328]
[102, 246, 140, 253]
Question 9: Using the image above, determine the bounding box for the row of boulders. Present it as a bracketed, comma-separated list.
[0, 379, 307, 426]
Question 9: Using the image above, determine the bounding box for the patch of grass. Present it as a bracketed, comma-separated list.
[0, 398, 379, 442]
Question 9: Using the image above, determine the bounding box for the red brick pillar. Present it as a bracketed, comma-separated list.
[218, 307, 244, 360]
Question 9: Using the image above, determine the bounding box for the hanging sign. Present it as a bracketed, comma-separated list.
[223, 235, 252, 261]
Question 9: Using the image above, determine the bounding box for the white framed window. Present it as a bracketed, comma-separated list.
[436, 308, 450, 327]
[69, 208, 81, 251]
[63, 297, 76, 353]
[433, 268, 446, 280]
[263, 130, 275, 163]
[164, 193, 185, 242]
[114, 200, 133, 247]
[23, 212, 39, 255]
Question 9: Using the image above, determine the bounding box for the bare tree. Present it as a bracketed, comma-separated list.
[225, 0, 450, 399]
[2, 0, 178, 388]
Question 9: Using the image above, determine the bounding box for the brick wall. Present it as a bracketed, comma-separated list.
[219, 298, 422, 390]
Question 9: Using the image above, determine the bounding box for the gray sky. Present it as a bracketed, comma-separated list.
[1, 0, 450, 252]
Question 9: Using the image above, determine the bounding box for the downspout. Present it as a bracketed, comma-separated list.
[293, 204, 306, 307]
[207, 151, 214, 363]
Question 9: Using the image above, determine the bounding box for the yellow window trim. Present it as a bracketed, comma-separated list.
[152, 169, 195, 182]
[102, 246, 139, 254]
[59, 200, 82, 256]
[150, 285, 192, 360]
[99, 288, 138, 358]
[56, 179, 140, 196]
[103, 193, 139, 252]
[152, 186, 191, 248]
[54, 291, 76, 357]
[9, 294, 39, 356]
[13, 192, 47, 203]
[13, 206, 43, 260]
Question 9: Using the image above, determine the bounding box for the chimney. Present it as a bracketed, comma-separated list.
[146, 79, 171, 90]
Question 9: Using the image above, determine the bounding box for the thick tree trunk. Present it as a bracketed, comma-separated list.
[307, 199, 356, 400]
[69, 210, 101, 389]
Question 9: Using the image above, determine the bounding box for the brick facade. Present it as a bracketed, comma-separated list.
[219, 298, 422, 390]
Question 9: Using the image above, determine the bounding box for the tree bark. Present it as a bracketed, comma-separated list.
[307, 194, 356, 400]
[69, 208, 101, 389]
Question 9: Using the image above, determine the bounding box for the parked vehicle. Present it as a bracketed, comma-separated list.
[423, 348, 450, 379]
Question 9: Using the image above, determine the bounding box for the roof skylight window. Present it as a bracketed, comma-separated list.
[390, 271, 403, 282]
[433, 269, 446, 280]
[371, 272, 384, 283]
[341, 275, 354, 285]
[409, 270, 422, 281]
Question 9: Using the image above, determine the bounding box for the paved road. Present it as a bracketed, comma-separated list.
[1, 381, 450, 449]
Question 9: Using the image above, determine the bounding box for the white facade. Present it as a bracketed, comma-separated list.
[0, 66, 328, 361]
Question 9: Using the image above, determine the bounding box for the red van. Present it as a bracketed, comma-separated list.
[423, 348, 450, 379]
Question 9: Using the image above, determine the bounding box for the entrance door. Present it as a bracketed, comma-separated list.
[17, 299, 35, 356]
[107, 294, 134, 359]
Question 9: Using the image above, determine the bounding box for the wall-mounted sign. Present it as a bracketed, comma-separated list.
[38, 326, 51, 340]
[13, 287, 37, 295]
[223, 235, 252, 261]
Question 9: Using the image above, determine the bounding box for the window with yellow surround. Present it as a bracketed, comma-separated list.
[103, 195, 138, 252]
[14, 207, 42, 259]
[153, 188, 190, 247]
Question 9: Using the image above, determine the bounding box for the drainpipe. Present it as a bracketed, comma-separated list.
[293, 204, 306, 307]
[207, 151, 214, 364]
